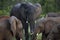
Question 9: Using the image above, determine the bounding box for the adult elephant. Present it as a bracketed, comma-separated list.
[33, 17, 60, 40]
[10, 2, 42, 40]
[0, 16, 23, 40]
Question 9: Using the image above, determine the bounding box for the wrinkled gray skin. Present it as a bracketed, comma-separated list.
[46, 12, 60, 17]
[33, 17, 60, 40]
[10, 2, 42, 40]
[0, 16, 23, 40]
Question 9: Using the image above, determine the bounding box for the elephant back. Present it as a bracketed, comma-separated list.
[0, 16, 9, 21]
[46, 12, 60, 17]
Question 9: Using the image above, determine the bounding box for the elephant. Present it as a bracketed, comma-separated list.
[0, 16, 23, 40]
[10, 2, 42, 40]
[0, 16, 12, 40]
[46, 12, 60, 17]
[33, 17, 60, 40]
[47, 24, 60, 40]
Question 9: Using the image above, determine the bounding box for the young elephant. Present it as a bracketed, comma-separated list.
[0, 16, 23, 40]
[33, 17, 60, 40]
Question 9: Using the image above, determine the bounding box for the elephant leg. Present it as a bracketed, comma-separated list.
[42, 33, 47, 40]
[24, 23, 29, 40]
[31, 33, 37, 40]
[42, 35, 47, 40]
[22, 20, 29, 40]
[29, 20, 35, 40]
[16, 35, 20, 40]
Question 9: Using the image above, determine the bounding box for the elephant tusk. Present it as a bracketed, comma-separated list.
[26, 21, 28, 23]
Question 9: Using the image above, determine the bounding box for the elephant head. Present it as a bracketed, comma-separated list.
[33, 17, 59, 40]
[33, 16, 60, 40]
[34, 3, 42, 16]
[9, 16, 23, 40]
[37, 20, 58, 34]
[26, 3, 42, 40]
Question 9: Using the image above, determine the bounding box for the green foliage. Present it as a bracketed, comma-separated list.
[37, 33, 42, 40]
[0, 10, 9, 16]
[56, 0, 60, 11]
[0, 0, 60, 16]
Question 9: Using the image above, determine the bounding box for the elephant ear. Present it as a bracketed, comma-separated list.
[13, 16, 23, 39]
[9, 16, 23, 37]
[9, 16, 17, 37]
[34, 3, 42, 14]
